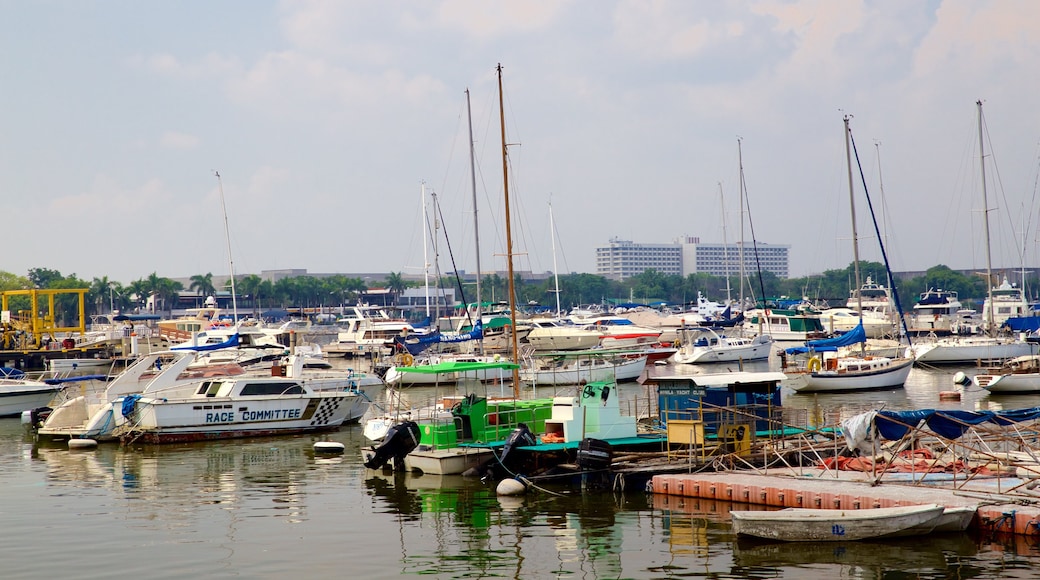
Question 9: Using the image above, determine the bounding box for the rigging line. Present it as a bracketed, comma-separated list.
[738, 145, 768, 310]
[979, 107, 1021, 269]
[433, 194, 473, 329]
[849, 126, 912, 344]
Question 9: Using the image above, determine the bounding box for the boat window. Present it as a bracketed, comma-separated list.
[204, 382, 223, 397]
[239, 382, 305, 396]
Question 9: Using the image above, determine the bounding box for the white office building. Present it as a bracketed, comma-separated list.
[596, 236, 789, 281]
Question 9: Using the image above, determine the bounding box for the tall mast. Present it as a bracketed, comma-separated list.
[737, 138, 746, 309]
[719, 182, 732, 303]
[421, 181, 431, 319]
[498, 64, 521, 392]
[978, 100, 995, 334]
[549, 200, 562, 318]
[465, 88, 484, 355]
[844, 116, 864, 319]
[843, 116, 868, 358]
[214, 171, 239, 322]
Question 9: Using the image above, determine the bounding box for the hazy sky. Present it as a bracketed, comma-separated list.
[3, 1, 1039, 287]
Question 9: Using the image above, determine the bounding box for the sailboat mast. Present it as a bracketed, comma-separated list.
[737, 139, 746, 309]
[421, 182, 431, 319]
[214, 171, 239, 322]
[550, 200, 562, 318]
[719, 182, 732, 303]
[843, 117, 864, 315]
[498, 64, 521, 392]
[465, 88, 484, 355]
[978, 100, 995, 334]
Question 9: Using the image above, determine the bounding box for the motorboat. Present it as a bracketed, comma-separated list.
[326, 305, 427, 357]
[1, 369, 66, 417]
[730, 504, 947, 541]
[906, 336, 1038, 365]
[519, 350, 647, 385]
[742, 308, 827, 341]
[35, 351, 248, 442]
[580, 316, 663, 349]
[115, 355, 369, 444]
[669, 326, 772, 364]
[818, 307, 895, 339]
[524, 319, 601, 351]
[982, 277, 1032, 333]
[906, 288, 967, 336]
[973, 354, 1040, 393]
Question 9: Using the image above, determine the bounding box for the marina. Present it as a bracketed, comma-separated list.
[8, 352, 1040, 578]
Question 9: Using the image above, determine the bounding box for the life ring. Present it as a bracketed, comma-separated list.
[398, 353, 414, 366]
[807, 356, 822, 373]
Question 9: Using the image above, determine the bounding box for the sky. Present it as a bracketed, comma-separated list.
[3, 1, 1040, 287]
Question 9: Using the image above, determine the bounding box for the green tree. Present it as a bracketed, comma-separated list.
[189, 273, 216, 303]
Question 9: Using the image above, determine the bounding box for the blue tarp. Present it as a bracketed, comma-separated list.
[1003, 315, 1040, 333]
[784, 321, 864, 355]
[171, 333, 241, 351]
[875, 407, 1040, 441]
[121, 394, 142, 418]
[394, 321, 483, 355]
[807, 321, 866, 348]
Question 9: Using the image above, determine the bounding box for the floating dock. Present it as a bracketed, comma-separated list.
[650, 470, 1040, 536]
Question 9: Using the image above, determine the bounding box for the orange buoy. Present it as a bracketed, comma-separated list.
[939, 391, 961, 401]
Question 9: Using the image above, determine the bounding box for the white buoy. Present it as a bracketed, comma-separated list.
[952, 371, 970, 386]
[313, 441, 345, 454]
[496, 477, 528, 496]
[68, 438, 98, 449]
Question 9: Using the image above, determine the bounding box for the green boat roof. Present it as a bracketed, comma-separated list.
[394, 360, 520, 374]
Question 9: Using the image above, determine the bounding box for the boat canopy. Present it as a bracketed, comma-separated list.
[784, 321, 865, 355]
[393, 359, 519, 374]
[866, 407, 1040, 441]
[394, 321, 483, 355]
[171, 333, 240, 351]
[113, 314, 162, 322]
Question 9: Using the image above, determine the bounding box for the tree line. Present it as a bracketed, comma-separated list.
[0, 262, 1022, 326]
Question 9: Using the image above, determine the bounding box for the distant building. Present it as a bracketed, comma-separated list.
[596, 236, 790, 281]
[595, 239, 683, 280]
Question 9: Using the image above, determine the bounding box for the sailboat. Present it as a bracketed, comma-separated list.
[787, 116, 913, 393]
[906, 102, 1038, 365]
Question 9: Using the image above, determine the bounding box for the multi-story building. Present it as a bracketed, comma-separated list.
[595, 238, 683, 280]
[596, 236, 789, 281]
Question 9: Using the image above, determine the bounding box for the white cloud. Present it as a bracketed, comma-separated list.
[128, 52, 241, 79]
[159, 131, 201, 150]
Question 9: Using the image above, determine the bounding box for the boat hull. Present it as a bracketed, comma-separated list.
[125, 392, 361, 444]
[671, 337, 772, 364]
[0, 382, 63, 417]
[403, 447, 495, 475]
[795, 358, 914, 393]
[730, 504, 946, 541]
[909, 339, 1038, 364]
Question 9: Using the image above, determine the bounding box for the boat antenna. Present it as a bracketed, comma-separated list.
[214, 170, 239, 323]
[498, 63, 521, 393]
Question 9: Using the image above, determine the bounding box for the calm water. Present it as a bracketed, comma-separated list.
[5, 355, 1040, 579]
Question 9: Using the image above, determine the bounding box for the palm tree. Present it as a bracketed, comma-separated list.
[385, 272, 407, 307]
[89, 276, 114, 314]
[189, 273, 216, 306]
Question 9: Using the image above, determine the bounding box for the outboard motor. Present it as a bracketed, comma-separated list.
[22, 406, 52, 430]
[576, 438, 612, 472]
[471, 423, 537, 480]
[498, 423, 536, 470]
[363, 421, 420, 470]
